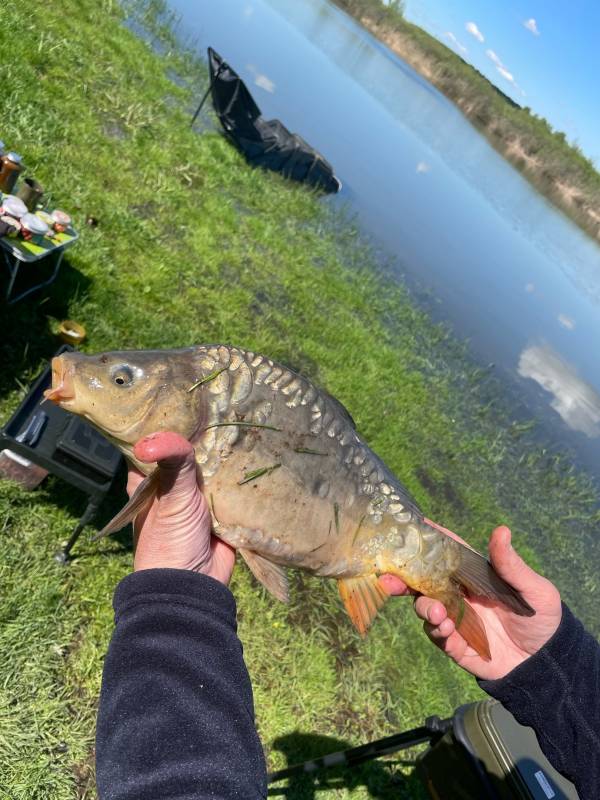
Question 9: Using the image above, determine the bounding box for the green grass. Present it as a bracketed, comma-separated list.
[0, 0, 598, 797]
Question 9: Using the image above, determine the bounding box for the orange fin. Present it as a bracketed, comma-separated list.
[93, 471, 159, 541]
[454, 598, 491, 661]
[339, 575, 390, 637]
[454, 546, 535, 617]
[239, 549, 289, 603]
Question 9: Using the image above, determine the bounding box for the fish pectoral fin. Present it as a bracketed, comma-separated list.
[338, 575, 390, 638]
[453, 546, 535, 617]
[239, 549, 289, 603]
[93, 472, 159, 541]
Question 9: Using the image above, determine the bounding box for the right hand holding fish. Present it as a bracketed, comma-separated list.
[128, 432, 236, 584]
[409, 525, 562, 680]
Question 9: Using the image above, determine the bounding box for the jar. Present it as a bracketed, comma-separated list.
[0, 152, 24, 194]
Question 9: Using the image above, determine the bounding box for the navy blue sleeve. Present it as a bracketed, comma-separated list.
[479, 604, 600, 800]
[95, 569, 267, 800]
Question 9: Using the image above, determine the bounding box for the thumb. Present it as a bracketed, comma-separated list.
[133, 432, 198, 496]
[488, 526, 541, 595]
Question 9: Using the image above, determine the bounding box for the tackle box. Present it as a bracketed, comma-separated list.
[417, 699, 579, 800]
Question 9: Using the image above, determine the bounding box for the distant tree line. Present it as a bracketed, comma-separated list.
[331, 0, 600, 239]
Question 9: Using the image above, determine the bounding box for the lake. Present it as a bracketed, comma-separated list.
[167, 0, 600, 482]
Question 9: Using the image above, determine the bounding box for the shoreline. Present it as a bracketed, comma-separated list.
[338, 7, 600, 243]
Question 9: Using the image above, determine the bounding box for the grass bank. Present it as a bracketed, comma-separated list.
[0, 1, 598, 798]
[332, 0, 600, 242]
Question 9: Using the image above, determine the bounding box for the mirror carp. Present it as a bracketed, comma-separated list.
[45, 344, 534, 658]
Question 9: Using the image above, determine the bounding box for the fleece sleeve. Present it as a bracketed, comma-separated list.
[479, 604, 600, 800]
[95, 568, 267, 800]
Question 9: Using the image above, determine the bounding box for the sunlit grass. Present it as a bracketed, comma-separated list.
[0, 0, 598, 797]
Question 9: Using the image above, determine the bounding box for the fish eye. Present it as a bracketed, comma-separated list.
[112, 366, 134, 387]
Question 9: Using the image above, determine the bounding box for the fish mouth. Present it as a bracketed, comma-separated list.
[43, 356, 76, 406]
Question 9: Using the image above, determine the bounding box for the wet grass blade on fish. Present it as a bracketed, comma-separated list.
[238, 463, 281, 485]
[333, 502, 340, 535]
[187, 367, 228, 393]
[351, 514, 366, 547]
[204, 421, 282, 432]
[293, 447, 329, 456]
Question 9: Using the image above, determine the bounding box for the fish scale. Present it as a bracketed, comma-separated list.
[44, 344, 536, 657]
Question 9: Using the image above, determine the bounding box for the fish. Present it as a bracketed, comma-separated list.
[44, 344, 534, 658]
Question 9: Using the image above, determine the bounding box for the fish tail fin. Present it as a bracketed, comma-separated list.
[454, 544, 535, 617]
[339, 574, 390, 637]
[452, 597, 491, 661]
[93, 471, 159, 541]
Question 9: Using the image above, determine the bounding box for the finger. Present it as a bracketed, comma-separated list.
[424, 624, 469, 662]
[488, 526, 542, 594]
[414, 596, 448, 626]
[134, 432, 198, 497]
[133, 431, 193, 466]
[424, 617, 456, 640]
[378, 574, 416, 596]
[424, 518, 468, 546]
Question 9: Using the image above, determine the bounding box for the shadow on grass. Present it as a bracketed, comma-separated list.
[0, 255, 91, 399]
[268, 732, 425, 800]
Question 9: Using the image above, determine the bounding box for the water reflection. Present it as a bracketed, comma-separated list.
[246, 63, 276, 93]
[170, 0, 600, 475]
[518, 344, 600, 438]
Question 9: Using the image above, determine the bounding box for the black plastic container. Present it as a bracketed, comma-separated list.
[0, 345, 123, 559]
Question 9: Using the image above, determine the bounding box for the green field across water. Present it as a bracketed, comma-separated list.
[0, 1, 598, 797]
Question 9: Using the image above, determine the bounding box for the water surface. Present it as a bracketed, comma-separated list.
[169, 0, 600, 479]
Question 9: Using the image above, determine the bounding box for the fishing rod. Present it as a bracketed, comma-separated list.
[267, 715, 450, 783]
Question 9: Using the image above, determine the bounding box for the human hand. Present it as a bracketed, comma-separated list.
[128, 431, 235, 584]
[381, 524, 562, 680]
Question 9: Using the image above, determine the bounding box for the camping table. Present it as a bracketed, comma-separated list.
[0, 225, 79, 304]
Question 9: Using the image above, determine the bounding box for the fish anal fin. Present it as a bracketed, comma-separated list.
[93, 472, 159, 541]
[239, 548, 289, 603]
[453, 597, 491, 661]
[454, 546, 535, 617]
[338, 575, 390, 637]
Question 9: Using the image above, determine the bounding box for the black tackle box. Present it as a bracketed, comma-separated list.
[417, 699, 579, 800]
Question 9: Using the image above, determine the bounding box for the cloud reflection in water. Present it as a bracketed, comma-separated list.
[518, 344, 600, 438]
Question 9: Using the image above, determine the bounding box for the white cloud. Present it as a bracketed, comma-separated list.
[525, 283, 535, 293]
[486, 49, 502, 66]
[497, 66, 515, 83]
[524, 18, 540, 36]
[518, 344, 600, 437]
[558, 314, 575, 330]
[465, 22, 484, 43]
[485, 49, 517, 86]
[445, 31, 467, 55]
[416, 161, 431, 173]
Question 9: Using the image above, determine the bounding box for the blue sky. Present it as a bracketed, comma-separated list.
[401, 0, 600, 164]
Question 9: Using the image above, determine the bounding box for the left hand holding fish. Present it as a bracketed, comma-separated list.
[128, 432, 236, 583]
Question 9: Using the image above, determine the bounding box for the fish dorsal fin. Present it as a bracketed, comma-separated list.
[239, 548, 289, 603]
[93, 471, 159, 541]
[338, 575, 390, 637]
